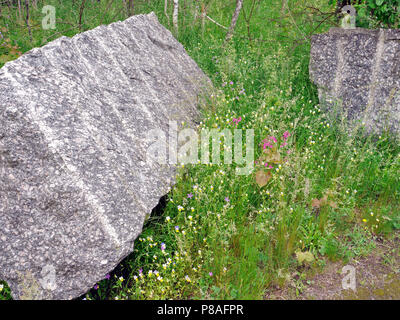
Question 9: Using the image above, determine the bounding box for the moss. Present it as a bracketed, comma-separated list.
[340, 273, 400, 299]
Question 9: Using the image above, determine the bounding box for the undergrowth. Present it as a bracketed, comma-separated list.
[0, 0, 399, 300]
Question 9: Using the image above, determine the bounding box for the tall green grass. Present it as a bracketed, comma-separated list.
[0, 0, 399, 300]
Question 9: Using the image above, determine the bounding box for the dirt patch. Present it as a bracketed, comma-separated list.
[265, 232, 400, 300]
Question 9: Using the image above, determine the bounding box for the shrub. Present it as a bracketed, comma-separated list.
[334, 0, 400, 28]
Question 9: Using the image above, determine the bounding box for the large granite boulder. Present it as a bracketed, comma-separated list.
[310, 28, 400, 136]
[0, 12, 211, 299]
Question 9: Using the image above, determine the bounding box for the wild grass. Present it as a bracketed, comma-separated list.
[0, 0, 399, 300]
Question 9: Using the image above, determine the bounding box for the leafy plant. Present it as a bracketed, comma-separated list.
[354, 0, 400, 28]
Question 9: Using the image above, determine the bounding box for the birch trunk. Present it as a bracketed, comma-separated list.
[17, 0, 22, 22]
[201, 2, 205, 35]
[224, 0, 243, 43]
[164, 0, 170, 26]
[281, 0, 288, 15]
[173, 0, 179, 35]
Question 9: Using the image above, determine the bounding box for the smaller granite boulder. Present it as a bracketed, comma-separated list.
[310, 27, 400, 137]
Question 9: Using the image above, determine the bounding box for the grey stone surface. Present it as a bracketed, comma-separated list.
[0, 12, 211, 299]
[310, 27, 400, 136]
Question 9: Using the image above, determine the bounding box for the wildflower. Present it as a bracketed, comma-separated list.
[263, 141, 273, 149]
[209, 272, 213, 277]
[229, 81, 234, 85]
[157, 276, 163, 282]
[225, 197, 230, 202]
[223, 267, 227, 273]
[161, 243, 166, 251]
[177, 205, 184, 212]
[232, 116, 242, 126]
[191, 207, 195, 212]
[133, 276, 138, 281]
[148, 270, 153, 277]
[188, 215, 193, 220]
[139, 268, 143, 274]
[370, 212, 374, 216]
[105, 274, 111, 280]
[119, 276, 124, 282]
[166, 216, 171, 222]
[362, 219, 367, 223]
[187, 193, 193, 199]
[0, 284, 3, 292]
[175, 226, 180, 232]
[210, 185, 214, 191]
[93, 284, 99, 290]
[185, 275, 191, 282]
[283, 131, 291, 140]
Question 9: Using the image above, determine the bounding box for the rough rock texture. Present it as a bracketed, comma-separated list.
[0, 12, 211, 299]
[310, 28, 400, 136]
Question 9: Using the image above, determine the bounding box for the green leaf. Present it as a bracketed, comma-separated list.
[255, 170, 272, 187]
[295, 251, 315, 265]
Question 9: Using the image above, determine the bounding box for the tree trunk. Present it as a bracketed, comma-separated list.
[224, 0, 243, 43]
[173, 0, 178, 35]
[201, 2, 205, 35]
[17, 0, 22, 22]
[78, 0, 87, 32]
[127, 0, 134, 17]
[164, 0, 170, 26]
[281, 0, 288, 16]
[25, 0, 32, 42]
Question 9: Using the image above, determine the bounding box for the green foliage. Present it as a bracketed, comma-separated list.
[0, 0, 399, 300]
[355, 0, 400, 28]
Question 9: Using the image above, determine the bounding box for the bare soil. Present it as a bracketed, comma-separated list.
[265, 232, 400, 300]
